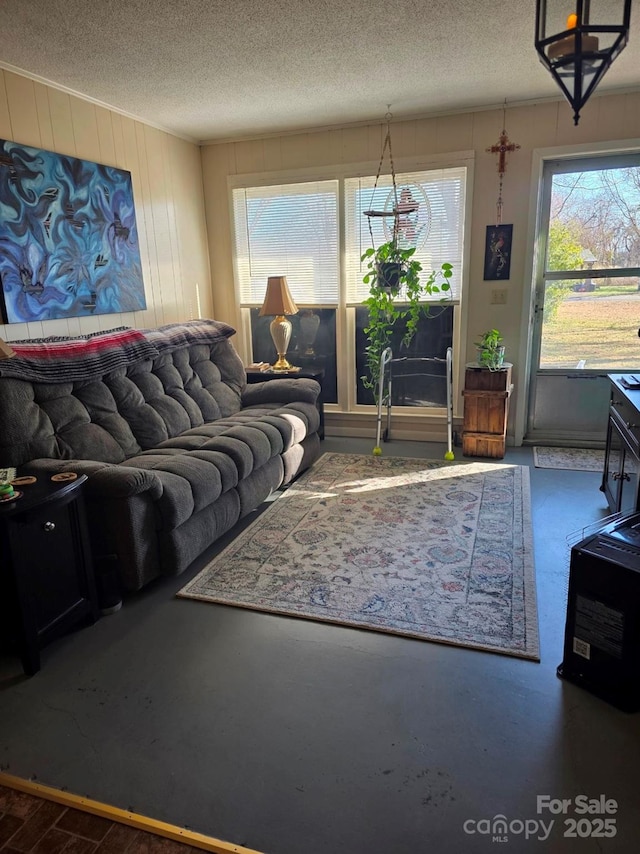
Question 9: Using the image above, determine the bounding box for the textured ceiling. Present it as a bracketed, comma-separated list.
[0, 0, 638, 142]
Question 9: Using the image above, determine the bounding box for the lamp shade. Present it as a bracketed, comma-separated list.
[0, 338, 16, 360]
[259, 276, 299, 316]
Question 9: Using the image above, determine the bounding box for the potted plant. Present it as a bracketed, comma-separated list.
[475, 328, 506, 370]
[362, 239, 422, 295]
[361, 240, 452, 398]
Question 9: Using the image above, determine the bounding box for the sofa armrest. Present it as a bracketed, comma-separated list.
[27, 458, 163, 499]
[241, 378, 320, 407]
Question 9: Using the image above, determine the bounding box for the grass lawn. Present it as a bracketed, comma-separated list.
[541, 292, 640, 369]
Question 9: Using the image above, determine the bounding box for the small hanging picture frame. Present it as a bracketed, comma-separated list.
[483, 224, 513, 281]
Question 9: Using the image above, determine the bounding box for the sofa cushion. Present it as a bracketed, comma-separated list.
[0, 326, 155, 466]
[107, 340, 247, 450]
[120, 455, 226, 529]
[121, 444, 260, 530]
[108, 363, 192, 448]
[143, 319, 245, 420]
[118, 399, 317, 531]
[238, 401, 320, 445]
[0, 376, 141, 466]
[0, 321, 245, 465]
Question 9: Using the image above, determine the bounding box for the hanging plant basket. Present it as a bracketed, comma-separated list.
[376, 261, 403, 293]
[359, 111, 453, 401]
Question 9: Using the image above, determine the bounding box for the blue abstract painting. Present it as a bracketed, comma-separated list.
[0, 139, 146, 323]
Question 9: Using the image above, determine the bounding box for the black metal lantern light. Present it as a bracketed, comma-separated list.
[535, 0, 632, 125]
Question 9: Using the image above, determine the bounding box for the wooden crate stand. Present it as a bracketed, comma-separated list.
[462, 364, 513, 459]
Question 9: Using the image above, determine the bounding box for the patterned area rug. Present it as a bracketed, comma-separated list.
[533, 446, 604, 472]
[179, 453, 539, 660]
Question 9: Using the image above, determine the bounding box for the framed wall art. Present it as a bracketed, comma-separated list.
[483, 224, 513, 281]
[0, 139, 146, 323]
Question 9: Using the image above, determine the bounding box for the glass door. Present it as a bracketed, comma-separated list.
[527, 154, 640, 444]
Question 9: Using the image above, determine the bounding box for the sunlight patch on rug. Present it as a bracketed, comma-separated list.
[178, 453, 539, 660]
[533, 446, 604, 472]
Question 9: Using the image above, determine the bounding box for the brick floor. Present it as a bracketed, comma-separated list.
[0, 785, 207, 853]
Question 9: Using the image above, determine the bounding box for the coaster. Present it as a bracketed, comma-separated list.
[0, 490, 23, 503]
[51, 472, 78, 483]
[11, 475, 37, 486]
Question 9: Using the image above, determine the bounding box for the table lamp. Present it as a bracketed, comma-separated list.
[259, 276, 299, 371]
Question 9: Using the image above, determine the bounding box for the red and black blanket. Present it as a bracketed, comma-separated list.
[0, 320, 236, 384]
[142, 319, 235, 353]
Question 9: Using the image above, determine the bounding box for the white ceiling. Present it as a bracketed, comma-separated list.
[0, 0, 638, 143]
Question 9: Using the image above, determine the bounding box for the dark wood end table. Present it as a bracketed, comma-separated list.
[0, 473, 98, 675]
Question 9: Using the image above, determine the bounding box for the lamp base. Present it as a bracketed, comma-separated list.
[269, 315, 298, 372]
[271, 357, 300, 372]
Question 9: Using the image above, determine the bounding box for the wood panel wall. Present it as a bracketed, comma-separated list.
[203, 92, 640, 348]
[200, 90, 640, 435]
[0, 69, 213, 343]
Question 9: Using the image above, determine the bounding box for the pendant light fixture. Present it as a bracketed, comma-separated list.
[534, 0, 632, 125]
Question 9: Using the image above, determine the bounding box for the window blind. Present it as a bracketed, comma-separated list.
[232, 181, 339, 305]
[344, 167, 466, 303]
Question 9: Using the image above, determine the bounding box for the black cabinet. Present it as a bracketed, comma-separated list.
[602, 376, 640, 514]
[0, 474, 98, 674]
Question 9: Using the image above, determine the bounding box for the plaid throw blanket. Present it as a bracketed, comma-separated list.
[142, 319, 236, 352]
[0, 327, 160, 383]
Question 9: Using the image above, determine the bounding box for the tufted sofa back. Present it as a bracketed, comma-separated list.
[0, 323, 245, 467]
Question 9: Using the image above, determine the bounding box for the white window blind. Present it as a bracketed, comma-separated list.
[344, 167, 466, 303]
[232, 181, 339, 305]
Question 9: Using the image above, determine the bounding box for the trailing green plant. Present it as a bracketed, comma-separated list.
[361, 240, 453, 398]
[475, 328, 505, 370]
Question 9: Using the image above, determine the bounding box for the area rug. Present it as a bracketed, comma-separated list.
[533, 446, 604, 472]
[178, 453, 539, 660]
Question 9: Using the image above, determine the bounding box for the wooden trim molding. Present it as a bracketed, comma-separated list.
[0, 772, 264, 854]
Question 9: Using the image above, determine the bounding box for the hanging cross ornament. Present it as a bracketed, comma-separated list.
[486, 102, 520, 224]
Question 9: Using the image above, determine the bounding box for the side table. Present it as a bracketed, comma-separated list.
[0, 474, 98, 675]
[246, 367, 325, 439]
[462, 363, 514, 459]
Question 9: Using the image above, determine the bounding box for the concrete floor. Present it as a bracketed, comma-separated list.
[1, 439, 639, 854]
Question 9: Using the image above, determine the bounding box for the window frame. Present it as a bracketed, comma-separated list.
[533, 152, 640, 376]
[228, 151, 474, 417]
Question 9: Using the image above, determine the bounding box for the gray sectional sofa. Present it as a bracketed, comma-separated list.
[0, 320, 321, 598]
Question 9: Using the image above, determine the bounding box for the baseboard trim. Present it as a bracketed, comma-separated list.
[0, 772, 264, 854]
